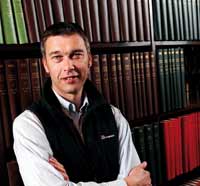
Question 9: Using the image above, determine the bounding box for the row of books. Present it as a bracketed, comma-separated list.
[157, 47, 187, 113]
[0, 0, 151, 44]
[90, 51, 159, 121]
[153, 0, 200, 41]
[131, 111, 200, 185]
[162, 112, 200, 181]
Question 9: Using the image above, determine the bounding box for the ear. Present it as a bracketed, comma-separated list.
[88, 53, 92, 68]
[42, 57, 50, 74]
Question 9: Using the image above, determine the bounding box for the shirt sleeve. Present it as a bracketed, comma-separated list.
[111, 106, 141, 179]
[13, 110, 127, 186]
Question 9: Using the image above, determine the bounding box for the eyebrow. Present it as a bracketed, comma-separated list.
[48, 49, 85, 57]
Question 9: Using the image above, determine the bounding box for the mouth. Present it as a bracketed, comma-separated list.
[61, 75, 79, 83]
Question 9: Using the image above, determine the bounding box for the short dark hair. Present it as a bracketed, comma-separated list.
[40, 22, 90, 56]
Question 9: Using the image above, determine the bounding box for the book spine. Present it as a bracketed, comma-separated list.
[172, 0, 180, 40]
[135, 0, 144, 41]
[41, 0, 54, 27]
[100, 54, 111, 103]
[142, 0, 151, 41]
[5, 59, 21, 120]
[157, 49, 167, 112]
[144, 52, 153, 115]
[182, 0, 190, 40]
[167, 0, 175, 40]
[17, 59, 32, 110]
[0, 12, 4, 44]
[109, 54, 120, 108]
[73, 0, 84, 30]
[51, 0, 64, 22]
[0, 61, 12, 150]
[81, 0, 93, 42]
[187, 0, 194, 40]
[22, 0, 40, 43]
[0, 0, 17, 44]
[98, 0, 110, 42]
[29, 58, 42, 101]
[107, 0, 120, 41]
[127, 0, 137, 41]
[135, 52, 144, 118]
[192, 0, 198, 40]
[34, 0, 46, 34]
[150, 52, 159, 114]
[91, 54, 102, 93]
[178, 0, 185, 40]
[121, 53, 135, 120]
[118, 0, 129, 41]
[197, 0, 200, 39]
[160, 0, 169, 40]
[12, 0, 28, 44]
[139, 52, 148, 116]
[131, 53, 139, 118]
[63, 0, 75, 23]
[116, 54, 126, 115]
[153, 0, 162, 40]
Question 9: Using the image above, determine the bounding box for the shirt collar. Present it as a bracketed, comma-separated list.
[52, 89, 89, 114]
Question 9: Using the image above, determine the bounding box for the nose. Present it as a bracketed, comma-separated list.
[63, 56, 75, 70]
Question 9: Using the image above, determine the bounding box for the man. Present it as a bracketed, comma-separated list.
[13, 22, 151, 186]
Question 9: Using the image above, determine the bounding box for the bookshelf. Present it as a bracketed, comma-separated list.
[0, 0, 200, 186]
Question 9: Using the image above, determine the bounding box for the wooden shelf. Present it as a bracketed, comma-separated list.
[155, 41, 200, 47]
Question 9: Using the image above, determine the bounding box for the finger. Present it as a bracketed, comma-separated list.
[137, 161, 147, 169]
[49, 158, 65, 169]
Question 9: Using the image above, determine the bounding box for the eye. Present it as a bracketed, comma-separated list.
[52, 55, 63, 62]
[71, 52, 84, 60]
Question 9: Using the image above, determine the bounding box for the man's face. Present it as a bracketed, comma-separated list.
[43, 34, 92, 99]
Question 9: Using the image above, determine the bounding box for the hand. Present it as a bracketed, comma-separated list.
[124, 161, 151, 186]
[49, 157, 69, 181]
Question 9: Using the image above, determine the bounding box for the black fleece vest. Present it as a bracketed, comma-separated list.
[28, 79, 119, 183]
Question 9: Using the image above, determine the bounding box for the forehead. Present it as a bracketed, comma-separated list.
[44, 34, 87, 53]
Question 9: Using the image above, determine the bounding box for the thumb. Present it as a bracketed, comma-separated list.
[137, 161, 147, 169]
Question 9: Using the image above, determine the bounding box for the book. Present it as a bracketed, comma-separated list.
[17, 59, 32, 111]
[178, 0, 185, 40]
[51, 0, 64, 22]
[172, 0, 180, 40]
[107, 0, 120, 41]
[116, 54, 126, 115]
[4, 59, 21, 121]
[29, 58, 43, 101]
[149, 52, 159, 114]
[90, 55, 102, 93]
[157, 49, 167, 112]
[118, 0, 129, 41]
[42, 0, 54, 27]
[160, 0, 169, 40]
[192, 0, 198, 40]
[182, 0, 190, 40]
[127, 0, 137, 41]
[12, 0, 28, 44]
[34, 0, 46, 34]
[121, 53, 135, 120]
[197, 0, 200, 39]
[22, 0, 40, 43]
[187, 0, 194, 40]
[109, 54, 120, 108]
[0, 0, 17, 44]
[0, 15, 3, 44]
[100, 54, 111, 103]
[98, 0, 110, 42]
[63, 0, 75, 23]
[143, 52, 153, 115]
[0, 61, 12, 150]
[0, 115, 9, 186]
[142, 0, 150, 41]
[73, 0, 84, 30]
[89, 0, 101, 42]
[167, 0, 175, 40]
[135, 0, 144, 41]
[131, 53, 139, 118]
[152, 0, 162, 40]
[81, 0, 93, 42]
[144, 124, 157, 185]
[7, 161, 23, 186]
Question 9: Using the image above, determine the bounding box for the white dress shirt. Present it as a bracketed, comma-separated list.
[13, 92, 140, 186]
